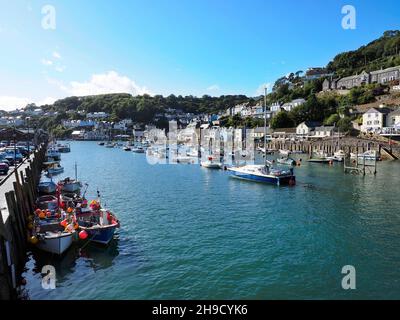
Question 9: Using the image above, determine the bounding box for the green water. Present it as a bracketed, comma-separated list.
[21, 141, 400, 299]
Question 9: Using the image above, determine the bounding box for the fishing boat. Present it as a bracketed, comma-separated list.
[200, 156, 223, 169]
[350, 150, 380, 161]
[38, 181, 57, 194]
[36, 195, 59, 212]
[277, 157, 297, 166]
[35, 222, 75, 255]
[58, 178, 82, 193]
[76, 200, 119, 245]
[47, 163, 64, 176]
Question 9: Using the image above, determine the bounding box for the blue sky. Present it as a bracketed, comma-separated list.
[0, 0, 399, 110]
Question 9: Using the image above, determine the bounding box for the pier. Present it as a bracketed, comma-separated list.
[0, 145, 46, 299]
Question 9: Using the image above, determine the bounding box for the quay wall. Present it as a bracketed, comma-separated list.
[265, 137, 400, 159]
[0, 145, 46, 300]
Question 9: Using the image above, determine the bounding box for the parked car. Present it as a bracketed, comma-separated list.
[4, 147, 23, 164]
[0, 153, 10, 166]
[0, 162, 9, 175]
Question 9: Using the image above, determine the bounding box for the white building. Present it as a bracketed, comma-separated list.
[313, 126, 335, 138]
[361, 107, 392, 133]
[296, 121, 321, 137]
[87, 112, 109, 119]
[386, 109, 400, 127]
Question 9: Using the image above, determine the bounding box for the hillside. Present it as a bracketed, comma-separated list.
[327, 30, 400, 77]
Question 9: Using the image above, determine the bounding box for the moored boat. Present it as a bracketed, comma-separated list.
[33, 221, 75, 255]
[228, 165, 296, 186]
[277, 157, 297, 166]
[75, 201, 120, 245]
[350, 150, 380, 161]
[58, 178, 82, 193]
[36, 195, 59, 212]
[47, 163, 64, 175]
[38, 181, 57, 194]
[200, 156, 222, 169]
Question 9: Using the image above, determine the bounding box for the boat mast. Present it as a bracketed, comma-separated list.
[74, 162, 78, 181]
[264, 86, 268, 165]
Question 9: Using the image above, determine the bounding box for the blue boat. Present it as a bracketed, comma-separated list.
[38, 181, 57, 194]
[227, 165, 295, 186]
[76, 207, 120, 245]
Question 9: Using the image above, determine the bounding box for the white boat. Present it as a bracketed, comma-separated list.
[200, 157, 222, 169]
[35, 222, 75, 255]
[186, 149, 199, 158]
[276, 157, 296, 166]
[58, 178, 82, 193]
[132, 146, 145, 153]
[333, 150, 346, 162]
[105, 142, 115, 148]
[350, 150, 379, 161]
[175, 156, 194, 164]
[46, 148, 61, 160]
[47, 163, 64, 175]
[279, 149, 291, 156]
[228, 165, 295, 186]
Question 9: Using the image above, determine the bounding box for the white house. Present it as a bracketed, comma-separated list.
[270, 102, 282, 113]
[282, 98, 306, 112]
[313, 126, 335, 138]
[87, 112, 109, 119]
[361, 107, 392, 133]
[296, 121, 321, 137]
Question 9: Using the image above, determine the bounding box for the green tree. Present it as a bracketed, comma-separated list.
[270, 111, 295, 129]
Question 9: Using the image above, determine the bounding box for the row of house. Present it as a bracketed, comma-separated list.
[323, 66, 400, 91]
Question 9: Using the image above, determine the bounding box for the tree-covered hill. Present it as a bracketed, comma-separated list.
[327, 30, 400, 77]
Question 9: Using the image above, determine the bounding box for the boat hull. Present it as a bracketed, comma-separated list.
[81, 225, 117, 245]
[37, 232, 74, 255]
[228, 169, 295, 186]
[38, 182, 57, 194]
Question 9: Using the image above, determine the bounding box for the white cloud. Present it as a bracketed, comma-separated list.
[41, 59, 53, 66]
[53, 51, 61, 59]
[58, 71, 150, 96]
[255, 83, 273, 96]
[0, 96, 57, 111]
[207, 84, 220, 92]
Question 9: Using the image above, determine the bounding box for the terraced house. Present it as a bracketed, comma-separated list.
[322, 66, 400, 91]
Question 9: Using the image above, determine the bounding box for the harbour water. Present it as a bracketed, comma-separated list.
[22, 141, 400, 299]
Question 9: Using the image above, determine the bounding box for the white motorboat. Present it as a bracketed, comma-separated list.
[46, 148, 61, 160]
[58, 178, 82, 193]
[175, 156, 194, 164]
[132, 146, 145, 153]
[350, 150, 379, 161]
